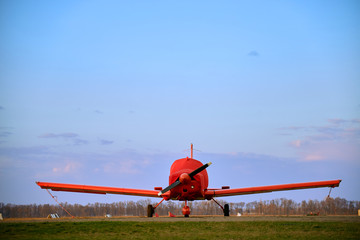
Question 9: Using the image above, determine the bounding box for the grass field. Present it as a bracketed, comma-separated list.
[1, 216, 359, 239]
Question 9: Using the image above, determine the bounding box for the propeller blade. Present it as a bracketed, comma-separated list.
[158, 180, 181, 196]
[157, 162, 212, 196]
[189, 162, 212, 178]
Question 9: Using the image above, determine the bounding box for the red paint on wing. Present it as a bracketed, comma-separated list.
[36, 182, 162, 198]
[204, 179, 342, 199]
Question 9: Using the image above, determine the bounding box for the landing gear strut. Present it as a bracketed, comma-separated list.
[147, 198, 165, 217]
[212, 198, 230, 216]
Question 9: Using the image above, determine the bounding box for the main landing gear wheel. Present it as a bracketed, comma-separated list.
[224, 204, 230, 216]
[147, 204, 154, 217]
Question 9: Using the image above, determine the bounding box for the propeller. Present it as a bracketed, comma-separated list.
[158, 162, 212, 196]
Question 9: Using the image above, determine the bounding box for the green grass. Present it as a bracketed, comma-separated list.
[1, 220, 359, 239]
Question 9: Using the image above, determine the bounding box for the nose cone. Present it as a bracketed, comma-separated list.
[179, 173, 191, 184]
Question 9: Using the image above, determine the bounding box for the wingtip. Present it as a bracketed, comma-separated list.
[208, 162, 212, 166]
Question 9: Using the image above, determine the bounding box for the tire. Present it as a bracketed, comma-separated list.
[224, 204, 230, 217]
[184, 214, 189, 217]
[147, 204, 154, 217]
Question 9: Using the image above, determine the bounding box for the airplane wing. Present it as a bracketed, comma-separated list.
[204, 180, 341, 198]
[36, 182, 162, 198]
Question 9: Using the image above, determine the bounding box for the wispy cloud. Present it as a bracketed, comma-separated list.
[0, 131, 12, 138]
[278, 126, 306, 136]
[281, 119, 360, 162]
[1, 143, 358, 204]
[0, 145, 50, 159]
[38, 132, 88, 145]
[39, 133, 78, 139]
[99, 139, 114, 145]
[0, 146, 53, 178]
[0, 128, 12, 144]
[73, 138, 89, 145]
[327, 118, 346, 125]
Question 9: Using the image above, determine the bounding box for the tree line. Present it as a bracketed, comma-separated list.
[1, 197, 359, 218]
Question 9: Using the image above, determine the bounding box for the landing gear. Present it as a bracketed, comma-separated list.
[182, 200, 191, 217]
[148, 198, 166, 217]
[147, 204, 154, 217]
[224, 204, 230, 216]
[212, 199, 230, 217]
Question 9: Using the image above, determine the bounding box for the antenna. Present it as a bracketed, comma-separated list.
[184, 143, 201, 158]
[191, 143, 193, 158]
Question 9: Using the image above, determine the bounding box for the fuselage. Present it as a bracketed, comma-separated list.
[168, 157, 209, 200]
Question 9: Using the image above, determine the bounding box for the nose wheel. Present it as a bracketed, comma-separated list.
[182, 200, 191, 217]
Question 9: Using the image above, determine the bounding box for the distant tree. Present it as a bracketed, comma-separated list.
[1, 197, 359, 218]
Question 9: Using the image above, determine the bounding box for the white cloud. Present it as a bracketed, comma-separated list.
[52, 161, 82, 175]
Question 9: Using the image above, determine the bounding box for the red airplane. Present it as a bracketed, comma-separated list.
[36, 144, 341, 217]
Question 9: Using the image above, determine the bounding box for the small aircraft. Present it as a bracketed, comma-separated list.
[36, 144, 341, 217]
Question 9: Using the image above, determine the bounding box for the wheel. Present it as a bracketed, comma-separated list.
[147, 204, 154, 217]
[184, 214, 189, 217]
[224, 204, 230, 216]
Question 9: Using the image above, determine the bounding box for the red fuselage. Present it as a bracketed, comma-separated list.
[167, 157, 209, 200]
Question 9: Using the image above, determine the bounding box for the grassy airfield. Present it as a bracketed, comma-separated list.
[1, 216, 359, 239]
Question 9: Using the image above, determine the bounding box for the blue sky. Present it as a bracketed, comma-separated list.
[0, 0, 359, 205]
